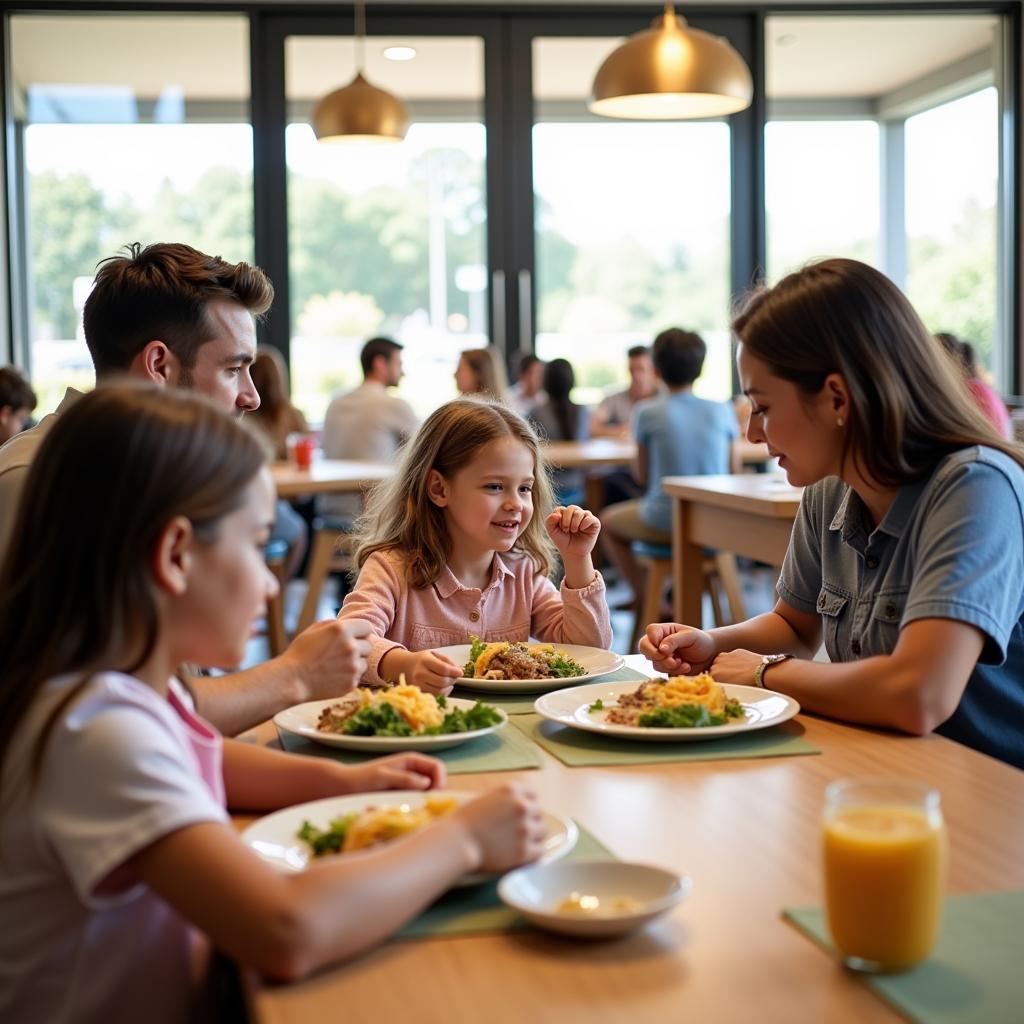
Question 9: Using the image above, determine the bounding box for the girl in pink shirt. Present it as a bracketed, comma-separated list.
[0, 386, 545, 1021]
[340, 398, 613, 692]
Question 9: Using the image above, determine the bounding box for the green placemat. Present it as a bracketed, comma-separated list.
[395, 823, 613, 940]
[453, 665, 651, 716]
[512, 713, 820, 766]
[277, 722, 542, 773]
[784, 892, 1024, 1024]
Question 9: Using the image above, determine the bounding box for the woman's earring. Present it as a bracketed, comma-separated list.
[836, 417, 844, 427]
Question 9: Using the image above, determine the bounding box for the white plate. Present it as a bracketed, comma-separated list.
[498, 859, 691, 938]
[534, 680, 800, 742]
[274, 696, 507, 752]
[436, 643, 625, 693]
[240, 790, 578, 885]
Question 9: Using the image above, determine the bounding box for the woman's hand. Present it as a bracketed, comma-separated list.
[450, 783, 547, 874]
[639, 622, 716, 674]
[708, 649, 763, 686]
[545, 505, 601, 558]
[338, 753, 447, 793]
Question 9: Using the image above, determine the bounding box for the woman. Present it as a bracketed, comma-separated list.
[641, 258, 1024, 769]
[454, 347, 507, 400]
[529, 358, 590, 506]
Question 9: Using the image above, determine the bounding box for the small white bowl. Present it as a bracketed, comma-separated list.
[498, 859, 690, 938]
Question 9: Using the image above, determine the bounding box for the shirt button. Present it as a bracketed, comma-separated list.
[468, 610, 480, 622]
[866, 557, 878, 569]
[851, 639, 862, 656]
[885, 603, 897, 618]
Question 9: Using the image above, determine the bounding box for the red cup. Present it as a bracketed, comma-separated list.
[291, 434, 315, 471]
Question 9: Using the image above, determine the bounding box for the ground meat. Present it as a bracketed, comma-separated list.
[316, 692, 362, 732]
[483, 645, 554, 680]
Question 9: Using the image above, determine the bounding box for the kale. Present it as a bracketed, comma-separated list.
[637, 703, 726, 728]
[465, 635, 488, 676]
[588, 698, 605, 711]
[342, 702, 414, 736]
[298, 813, 358, 857]
[424, 701, 503, 735]
[547, 653, 586, 678]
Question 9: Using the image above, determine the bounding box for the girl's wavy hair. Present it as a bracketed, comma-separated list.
[354, 397, 557, 587]
[0, 383, 267, 785]
[732, 257, 1024, 485]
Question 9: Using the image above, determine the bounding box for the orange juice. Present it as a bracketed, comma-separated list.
[824, 803, 946, 972]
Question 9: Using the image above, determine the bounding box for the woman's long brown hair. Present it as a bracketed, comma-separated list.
[0, 383, 267, 783]
[732, 258, 1024, 485]
[353, 398, 557, 588]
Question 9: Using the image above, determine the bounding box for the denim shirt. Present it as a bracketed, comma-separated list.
[778, 446, 1024, 769]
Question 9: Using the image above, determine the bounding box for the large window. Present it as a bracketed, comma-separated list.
[285, 35, 486, 422]
[9, 14, 254, 413]
[532, 38, 734, 403]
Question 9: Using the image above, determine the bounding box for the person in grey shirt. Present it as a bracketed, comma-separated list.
[641, 258, 1024, 770]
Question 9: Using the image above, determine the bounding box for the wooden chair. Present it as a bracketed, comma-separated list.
[628, 541, 748, 653]
[264, 540, 290, 657]
[296, 520, 354, 634]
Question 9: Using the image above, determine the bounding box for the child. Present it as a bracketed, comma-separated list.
[0, 385, 545, 1021]
[339, 397, 613, 693]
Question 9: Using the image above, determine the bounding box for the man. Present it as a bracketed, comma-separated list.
[0, 366, 37, 445]
[590, 344, 659, 438]
[600, 328, 738, 601]
[320, 336, 419, 522]
[507, 352, 545, 417]
[0, 242, 370, 734]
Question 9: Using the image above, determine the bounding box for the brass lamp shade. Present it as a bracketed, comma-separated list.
[312, 71, 410, 143]
[590, 9, 753, 120]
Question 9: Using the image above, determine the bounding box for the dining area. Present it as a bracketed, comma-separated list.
[1, 2, 1024, 1023]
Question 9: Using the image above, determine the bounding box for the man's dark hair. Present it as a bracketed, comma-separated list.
[652, 328, 706, 387]
[0, 366, 37, 412]
[82, 242, 274, 377]
[627, 345, 650, 360]
[360, 336, 403, 377]
[517, 352, 541, 376]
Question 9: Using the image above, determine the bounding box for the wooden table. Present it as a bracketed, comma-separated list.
[663, 474, 803, 624]
[545, 438, 636, 511]
[235, 655, 1024, 1024]
[270, 459, 393, 499]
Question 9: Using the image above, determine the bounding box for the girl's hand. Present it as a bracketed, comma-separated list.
[340, 753, 447, 793]
[639, 622, 716, 674]
[545, 505, 601, 558]
[405, 650, 462, 694]
[708, 649, 762, 686]
[451, 783, 547, 874]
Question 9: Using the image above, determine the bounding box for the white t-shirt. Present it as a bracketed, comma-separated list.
[0, 672, 228, 1024]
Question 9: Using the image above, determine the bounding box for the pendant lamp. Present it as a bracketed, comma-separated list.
[590, 1, 753, 120]
[312, 0, 410, 143]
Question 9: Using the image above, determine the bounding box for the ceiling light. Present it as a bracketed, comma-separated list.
[589, 1, 753, 120]
[383, 45, 417, 62]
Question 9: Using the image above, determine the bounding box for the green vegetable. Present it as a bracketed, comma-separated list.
[342, 702, 414, 736]
[424, 702, 503, 735]
[637, 699, 745, 728]
[465, 635, 488, 676]
[298, 813, 358, 857]
[547, 653, 586, 678]
[588, 698, 605, 711]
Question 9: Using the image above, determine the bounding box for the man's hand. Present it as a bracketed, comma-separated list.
[280, 618, 373, 702]
[639, 622, 716, 675]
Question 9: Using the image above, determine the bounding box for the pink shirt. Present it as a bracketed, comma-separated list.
[967, 378, 1013, 440]
[338, 548, 613, 683]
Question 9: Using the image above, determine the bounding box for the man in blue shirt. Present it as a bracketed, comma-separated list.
[600, 327, 737, 603]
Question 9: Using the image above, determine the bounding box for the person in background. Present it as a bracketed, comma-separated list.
[248, 347, 310, 577]
[339, 398, 612, 693]
[321, 336, 419, 524]
[935, 332, 1013, 440]
[601, 328, 737, 605]
[0, 384, 544, 1020]
[507, 352, 546, 417]
[590, 345, 660, 439]
[529, 358, 590, 506]
[454, 347, 508, 401]
[0, 241, 370, 737]
[0, 366, 37, 445]
[643, 259, 1024, 771]
[248, 347, 309, 460]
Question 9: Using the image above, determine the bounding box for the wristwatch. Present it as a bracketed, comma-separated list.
[754, 653, 791, 688]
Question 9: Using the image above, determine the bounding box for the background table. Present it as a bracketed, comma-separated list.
[234, 656, 1024, 1024]
[662, 474, 803, 624]
[270, 459, 393, 499]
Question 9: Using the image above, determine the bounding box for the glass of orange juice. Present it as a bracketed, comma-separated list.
[822, 778, 947, 973]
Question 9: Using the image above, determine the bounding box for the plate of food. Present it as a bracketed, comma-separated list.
[274, 684, 507, 752]
[534, 673, 800, 742]
[240, 790, 579, 885]
[436, 637, 624, 693]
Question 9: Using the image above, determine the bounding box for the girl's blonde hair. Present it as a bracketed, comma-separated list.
[354, 398, 557, 588]
[458, 347, 508, 399]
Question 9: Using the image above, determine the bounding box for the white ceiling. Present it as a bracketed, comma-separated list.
[10, 11, 1001, 107]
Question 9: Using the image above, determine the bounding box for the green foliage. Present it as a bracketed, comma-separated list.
[298, 813, 358, 857]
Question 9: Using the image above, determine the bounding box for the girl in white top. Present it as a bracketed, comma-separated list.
[0, 385, 545, 1023]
